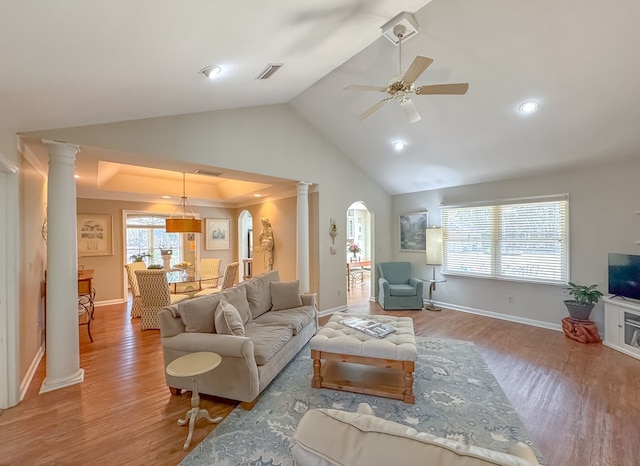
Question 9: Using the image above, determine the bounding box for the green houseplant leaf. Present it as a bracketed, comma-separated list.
[563, 282, 603, 305]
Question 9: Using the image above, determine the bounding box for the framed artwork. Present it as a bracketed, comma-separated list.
[77, 214, 113, 257]
[206, 218, 230, 250]
[399, 212, 427, 251]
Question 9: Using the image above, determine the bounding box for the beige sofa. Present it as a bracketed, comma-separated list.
[159, 270, 318, 409]
[292, 404, 541, 466]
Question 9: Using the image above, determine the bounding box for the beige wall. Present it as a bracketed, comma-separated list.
[238, 196, 298, 280]
[77, 198, 238, 303]
[18, 157, 46, 381]
[27, 103, 393, 311]
[393, 155, 640, 330]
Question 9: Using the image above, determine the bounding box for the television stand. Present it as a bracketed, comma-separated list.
[603, 296, 640, 360]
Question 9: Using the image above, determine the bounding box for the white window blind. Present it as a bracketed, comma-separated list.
[442, 197, 568, 284]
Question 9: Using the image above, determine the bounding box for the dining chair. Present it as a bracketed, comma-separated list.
[200, 258, 222, 290]
[135, 269, 190, 330]
[78, 287, 96, 342]
[124, 261, 148, 318]
[193, 262, 239, 297]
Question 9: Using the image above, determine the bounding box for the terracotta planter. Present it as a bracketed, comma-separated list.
[563, 300, 595, 321]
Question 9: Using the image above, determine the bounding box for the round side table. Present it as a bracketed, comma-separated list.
[166, 351, 223, 450]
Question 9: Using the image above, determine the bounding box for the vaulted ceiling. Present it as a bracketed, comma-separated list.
[4, 0, 640, 203]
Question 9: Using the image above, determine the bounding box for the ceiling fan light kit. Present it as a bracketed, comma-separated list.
[345, 12, 469, 124]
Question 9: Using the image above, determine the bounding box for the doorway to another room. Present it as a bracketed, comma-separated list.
[238, 210, 253, 281]
[346, 201, 371, 308]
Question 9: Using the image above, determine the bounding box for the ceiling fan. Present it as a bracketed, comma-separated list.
[344, 24, 469, 123]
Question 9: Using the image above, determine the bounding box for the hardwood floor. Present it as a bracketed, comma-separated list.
[0, 287, 638, 465]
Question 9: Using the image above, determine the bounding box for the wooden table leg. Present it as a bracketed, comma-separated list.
[311, 351, 322, 388]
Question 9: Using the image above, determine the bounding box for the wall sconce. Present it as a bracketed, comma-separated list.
[329, 218, 337, 245]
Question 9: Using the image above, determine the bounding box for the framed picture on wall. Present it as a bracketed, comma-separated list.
[399, 212, 427, 251]
[77, 214, 113, 257]
[206, 218, 230, 250]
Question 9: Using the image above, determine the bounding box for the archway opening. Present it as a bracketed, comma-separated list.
[346, 201, 372, 307]
[238, 210, 253, 281]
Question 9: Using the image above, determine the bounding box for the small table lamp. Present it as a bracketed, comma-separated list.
[425, 227, 444, 311]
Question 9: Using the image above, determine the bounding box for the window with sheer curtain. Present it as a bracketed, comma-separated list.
[441, 196, 569, 285]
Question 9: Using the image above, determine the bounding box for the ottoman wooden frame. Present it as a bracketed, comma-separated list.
[310, 314, 417, 404]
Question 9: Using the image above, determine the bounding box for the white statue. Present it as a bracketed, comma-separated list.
[259, 217, 274, 271]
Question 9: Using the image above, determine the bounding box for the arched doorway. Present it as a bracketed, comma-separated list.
[346, 201, 372, 307]
[237, 210, 253, 281]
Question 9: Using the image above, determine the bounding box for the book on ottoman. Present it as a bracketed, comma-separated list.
[340, 316, 396, 339]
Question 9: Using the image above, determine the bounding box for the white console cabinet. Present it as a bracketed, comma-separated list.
[603, 296, 640, 360]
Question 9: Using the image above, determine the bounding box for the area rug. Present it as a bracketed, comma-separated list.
[180, 337, 545, 466]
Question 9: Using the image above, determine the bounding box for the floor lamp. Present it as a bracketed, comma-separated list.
[425, 227, 443, 311]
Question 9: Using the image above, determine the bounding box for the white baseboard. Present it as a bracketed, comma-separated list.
[318, 305, 348, 317]
[95, 298, 126, 307]
[20, 344, 44, 402]
[429, 300, 563, 332]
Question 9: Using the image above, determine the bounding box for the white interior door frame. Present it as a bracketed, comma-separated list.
[0, 152, 19, 408]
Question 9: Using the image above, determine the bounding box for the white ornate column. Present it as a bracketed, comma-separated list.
[40, 140, 83, 394]
[296, 182, 312, 292]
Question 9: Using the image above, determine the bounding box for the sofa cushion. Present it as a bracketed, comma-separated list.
[271, 280, 303, 311]
[220, 284, 252, 324]
[214, 300, 245, 336]
[244, 323, 293, 365]
[244, 270, 280, 319]
[253, 306, 315, 335]
[177, 294, 221, 333]
[292, 408, 540, 466]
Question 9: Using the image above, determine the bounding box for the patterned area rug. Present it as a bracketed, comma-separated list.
[180, 337, 545, 466]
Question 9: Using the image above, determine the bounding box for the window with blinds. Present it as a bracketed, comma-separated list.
[442, 197, 569, 285]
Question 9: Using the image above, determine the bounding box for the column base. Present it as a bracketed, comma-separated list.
[39, 368, 84, 394]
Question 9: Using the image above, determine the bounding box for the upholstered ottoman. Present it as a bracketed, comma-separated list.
[309, 313, 417, 403]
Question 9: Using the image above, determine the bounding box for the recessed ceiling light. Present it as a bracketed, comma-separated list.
[519, 101, 539, 114]
[199, 65, 222, 80]
[393, 141, 406, 151]
[161, 195, 171, 199]
[74, 174, 80, 179]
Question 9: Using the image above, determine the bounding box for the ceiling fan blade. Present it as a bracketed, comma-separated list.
[402, 56, 433, 84]
[358, 99, 390, 121]
[400, 98, 421, 124]
[416, 83, 469, 95]
[344, 84, 387, 92]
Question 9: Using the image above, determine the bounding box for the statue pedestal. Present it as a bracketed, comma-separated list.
[561, 317, 601, 344]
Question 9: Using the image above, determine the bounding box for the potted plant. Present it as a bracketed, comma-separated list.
[129, 252, 152, 263]
[563, 282, 603, 321]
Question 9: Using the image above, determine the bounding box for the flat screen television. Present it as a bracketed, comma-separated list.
[608, 253, 640, 301]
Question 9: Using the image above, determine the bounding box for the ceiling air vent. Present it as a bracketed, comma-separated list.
[194, 169, 222, 177]
[256, 63, 283, 80]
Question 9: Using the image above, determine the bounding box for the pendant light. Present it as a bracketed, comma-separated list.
[165, 173, 203, 233]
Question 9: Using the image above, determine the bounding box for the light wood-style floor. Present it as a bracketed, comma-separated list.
[0, 280, 638, 466]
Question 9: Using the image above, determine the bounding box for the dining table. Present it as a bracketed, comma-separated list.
[166, 269, 222, 295]
[346, 259, 370, 291]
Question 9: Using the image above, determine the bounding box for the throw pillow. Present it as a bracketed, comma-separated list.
[221, 284, 253, 324]
[214, 300, 245, 336]
[178, 294, 221, 333]
[271, 280, 303, 311]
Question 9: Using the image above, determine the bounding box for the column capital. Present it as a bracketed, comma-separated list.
[296, 181, 312, 195]
[42, 139, 80, 158]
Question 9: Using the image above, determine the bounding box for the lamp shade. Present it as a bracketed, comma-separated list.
[426, 227, 443, 265]
[165, 218, 202, 233]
